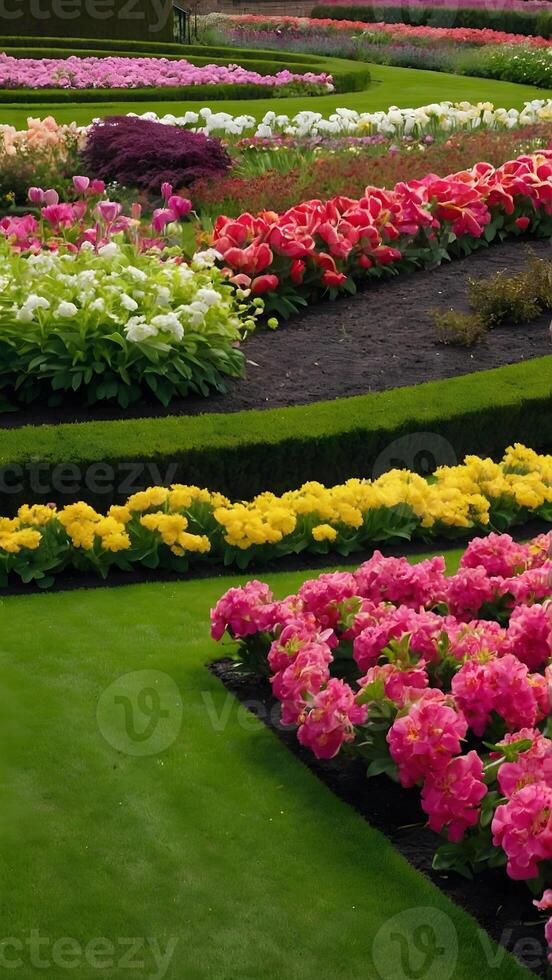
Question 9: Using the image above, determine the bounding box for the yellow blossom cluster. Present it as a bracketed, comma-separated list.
[139, 512, 210, 556]
[57, 502, 130, 553]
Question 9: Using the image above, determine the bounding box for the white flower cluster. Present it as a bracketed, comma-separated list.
[1, 244, 248, 347]
[129, 98, 552, 139]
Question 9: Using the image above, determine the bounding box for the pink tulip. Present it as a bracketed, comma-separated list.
[151, 208, 175, 233]
[167, 195, 192, 219]
[131, 203, 142, 220]
[28, 187, 45, 205]
[96, 201, 122, 224]
[89, 179, 106, 195]
[161, 182, 173, 202]
[72, 175, 90, 194]
[43, 189, 59, 206]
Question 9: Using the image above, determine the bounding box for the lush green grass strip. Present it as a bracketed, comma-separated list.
[0, 356, 550, 510]
[0, 63, 549, 128]
[0, 565, 535, 980]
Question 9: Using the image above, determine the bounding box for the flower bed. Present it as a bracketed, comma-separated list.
[211, 529, 552, 959]
[203, 12, 552, 88]
[0, 178, 262, 409]
[312, 0, 552, 40]
[211, 149, 552, 314]
[1, 444, 551, 587]
[0, 52, 334, 93]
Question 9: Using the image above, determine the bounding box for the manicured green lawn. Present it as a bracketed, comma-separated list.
[2, 63, 550, 127]
[0, 554, 536, 979]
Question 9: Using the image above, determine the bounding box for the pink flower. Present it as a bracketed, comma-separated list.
[72, 175, 90, 194]
[492, 782, 552, 880]
[459, 532, 529, 577]
[42, 188, 59, 206]
[421, 750, 487, 841]
[358, 660, 429, 707]
[505, 603, 552, 669]
[445, 565, 496, 619]
[297, 677, 368, 759]
[496, 730, 552, 798]
[354, 552, 446, 608]
[271, 641, 333, 724]
[161, 182, 173, 202]
[210, 580, 274, 641]
[387, 694, 467, 788]
[297, 571, 358, 629]
[167, 195, 192, 219]
[28, 186, 45, 205]
[451, 653, 547, 737]
[96, 200, 122, 224]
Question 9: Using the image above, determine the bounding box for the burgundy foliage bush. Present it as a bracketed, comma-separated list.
[81, 115, 232, 193]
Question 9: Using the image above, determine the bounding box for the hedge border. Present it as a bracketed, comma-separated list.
[1, 355, 551, 513]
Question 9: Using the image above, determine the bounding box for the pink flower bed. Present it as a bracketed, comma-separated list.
[212, 530, 552, 958]
[0, 52, 332, 91]
[212, 149, 552, 305]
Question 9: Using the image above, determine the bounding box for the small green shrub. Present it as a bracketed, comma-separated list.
[432, 309, 488, 346]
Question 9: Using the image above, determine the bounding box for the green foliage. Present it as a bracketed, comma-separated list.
[432, 309, 488, 346]
[468, 251, 552, 326]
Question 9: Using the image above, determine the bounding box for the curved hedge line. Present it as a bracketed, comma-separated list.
[0, 356, 550, 514]
[311, 3, 552, 38]
[0, 42, 370, 102]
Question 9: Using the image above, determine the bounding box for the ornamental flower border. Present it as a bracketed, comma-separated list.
[211, 530, 552, 963]
[210, 149, 552, 313]
[0, 444, 551, 588]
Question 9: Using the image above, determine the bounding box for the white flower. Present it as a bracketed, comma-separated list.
[88, 297, 105, 311]
[151, 312, 184, 341]
[195, 287, 221, 308]
[55, 301, 78, 318]
[192, 249, 221, 270]
[155, 286, 171, 306]
[126, 266, 147, 282]
[120, 293, 138, 312]
[124, 317, 158, 342]
[97, 243, 119, 258]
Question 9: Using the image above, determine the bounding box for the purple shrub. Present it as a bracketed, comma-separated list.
[81, 115, 232, 193]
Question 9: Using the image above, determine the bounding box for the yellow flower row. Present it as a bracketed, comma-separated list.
[0, 444, 550, 562]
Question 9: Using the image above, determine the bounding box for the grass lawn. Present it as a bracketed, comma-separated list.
[0, 552, 536, 979]
[1, 63, 550, 127]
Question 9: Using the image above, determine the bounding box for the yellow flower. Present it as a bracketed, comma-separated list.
[312, 524, 337, 542]
[18, 504, 56, 526]
[126, 487, 169, 512]
[58, 502, 100, 527]
[95, 517, 130, 552]
[108, 505, 132, 525]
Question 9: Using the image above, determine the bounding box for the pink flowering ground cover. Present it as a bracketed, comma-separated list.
[0, 53, 333, 92]
[212, 529, 552, 960]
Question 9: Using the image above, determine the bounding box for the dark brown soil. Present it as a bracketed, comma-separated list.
[211, 658, 548, 978]
[1, 238, 551, 429]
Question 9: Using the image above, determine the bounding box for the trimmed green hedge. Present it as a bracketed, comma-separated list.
[311, 3, 552, 38]
[0, 356, 550, 513]
[0, 39, 331, 67]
